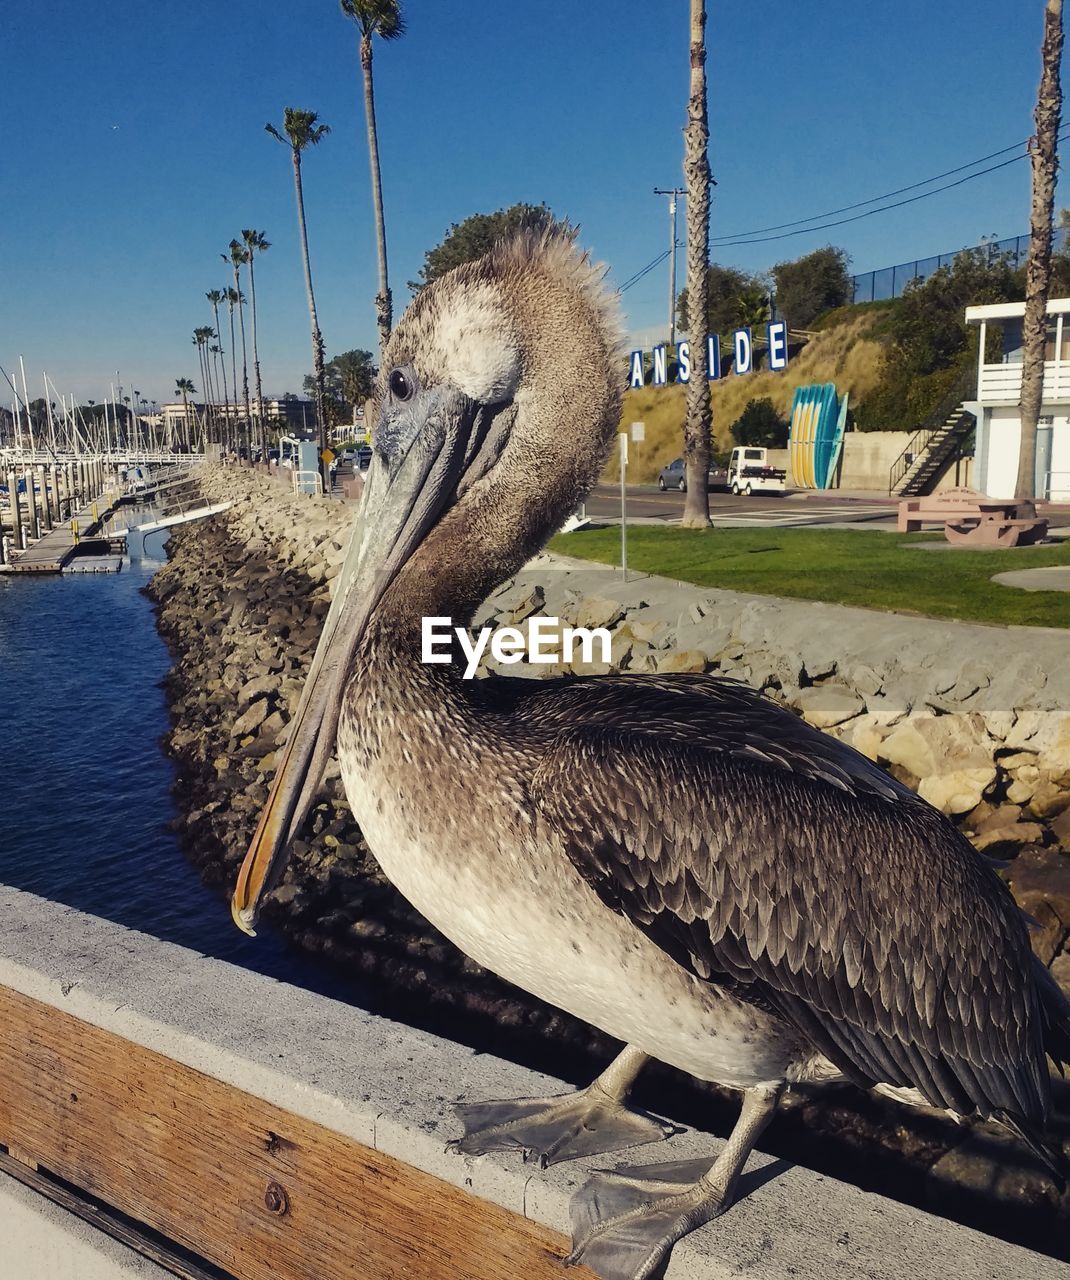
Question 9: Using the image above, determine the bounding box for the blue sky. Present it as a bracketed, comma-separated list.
[1, 1, 1064, 407]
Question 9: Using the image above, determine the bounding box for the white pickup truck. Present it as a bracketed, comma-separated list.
[727, 446, 786, 496]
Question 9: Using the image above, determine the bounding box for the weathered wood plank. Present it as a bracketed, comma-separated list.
[0, 985, 593, 1280]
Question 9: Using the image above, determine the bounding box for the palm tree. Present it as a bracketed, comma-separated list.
[224, 287, 243, 454]
[241, 229, 271, 452]
[206, 289, 231, 449]
[266, 108, 331, 476]
[340, 1, 403, 359]
[209, 345, 226, 450]
[192, 329, 213, 442]
[223, 242, 252, 450]
[682, 0, 712, 528]
[175, 377, 195, 452]
[1017, 0, 1064, 508]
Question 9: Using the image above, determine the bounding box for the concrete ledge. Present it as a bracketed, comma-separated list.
[0, 1177, 173, 1280]
[0, 885, 1063, 1279]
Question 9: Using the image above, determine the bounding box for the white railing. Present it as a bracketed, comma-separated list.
[292, 468, 323, 497]
[977, 361, 1070, 403]
[1045, 470, 1070, 501]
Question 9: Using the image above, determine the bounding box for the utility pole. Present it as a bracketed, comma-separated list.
[654, 187, 685, 347]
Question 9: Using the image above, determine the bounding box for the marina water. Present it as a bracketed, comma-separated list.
[0, 535, 362, 1002]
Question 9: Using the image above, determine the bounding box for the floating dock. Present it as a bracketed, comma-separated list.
[2, 499, 123, 574]
[62, 556, 123, 574]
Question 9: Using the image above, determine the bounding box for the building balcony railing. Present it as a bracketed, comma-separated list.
[977, 360, 1070, 403]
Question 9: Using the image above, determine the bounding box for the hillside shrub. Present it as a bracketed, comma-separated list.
[772, 247, 852, 330]
[729, 398, 789, 447]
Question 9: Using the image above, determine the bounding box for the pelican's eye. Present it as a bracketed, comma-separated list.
[388, 367, 415, 402]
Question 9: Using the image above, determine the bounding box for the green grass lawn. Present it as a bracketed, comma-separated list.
[547, 525, 1070, 628]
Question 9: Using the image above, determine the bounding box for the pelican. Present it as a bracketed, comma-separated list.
[232, 231, 1070, 1279]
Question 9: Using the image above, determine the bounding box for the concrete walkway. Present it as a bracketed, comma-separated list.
[994, 565, 1070, 592]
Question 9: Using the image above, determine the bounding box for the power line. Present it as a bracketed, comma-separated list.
[618, 248, 671, 293]
[618, 128, 1067, 295]
[708, 134, 1042, 243]
[709, 140, 1069, 249]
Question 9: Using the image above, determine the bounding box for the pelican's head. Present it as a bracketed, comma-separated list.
[231, 228, 623, 934]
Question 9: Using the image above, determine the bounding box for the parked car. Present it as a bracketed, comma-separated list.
[656, 457, 729, 492]
[657, 458, 687, 491]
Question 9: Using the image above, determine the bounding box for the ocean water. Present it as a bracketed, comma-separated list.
[0, 537, 361, 1001]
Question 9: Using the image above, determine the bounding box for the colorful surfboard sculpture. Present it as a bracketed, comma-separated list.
[788, 383, 849, 489]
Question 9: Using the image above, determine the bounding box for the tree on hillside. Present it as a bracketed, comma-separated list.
[735, 284, 772, 330]
[341, 0, 404, 359]
[681, 0, 712, 528]
[892, 249, 1023, 375]
[410, 203, 555, 290]
[267, 108, 331, 474]
[730, 398, 789, 447]
[772, 246, 851, 329]
[853, 249, 1023, 431]
[1017, 0, 1064, 506]
[677, 263, 762, 338]
[241, 229, 271, 452]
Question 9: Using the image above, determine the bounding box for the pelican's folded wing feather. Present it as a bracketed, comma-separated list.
[523, 675, 1051, 1129]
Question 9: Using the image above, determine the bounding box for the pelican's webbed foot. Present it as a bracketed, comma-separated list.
[450, 1090, 675, 1167]
[449, 1045, 675, 1167]
[566, 1157, 727, 1279]
[566, 1082, 784, 1280]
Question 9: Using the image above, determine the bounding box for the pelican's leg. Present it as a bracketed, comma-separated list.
[450, 1045, 676, 1167]
[566, 1082, 784, 1280]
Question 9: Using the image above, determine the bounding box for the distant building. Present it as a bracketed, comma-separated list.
[158, 397, 315, 438]
[965, 298, 1070, 500]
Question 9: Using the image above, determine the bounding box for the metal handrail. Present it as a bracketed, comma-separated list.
[292, 469, 323, 497]
[887, 367, 976, 494]
[1044, 471, 1070, 499]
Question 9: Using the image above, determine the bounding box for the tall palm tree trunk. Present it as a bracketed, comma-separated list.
[247, 253, 265, 454]
[228, 301, 240, 456]
[231, 264, 252, 454]
[197, 343, 211, 445]
[211, 299, 232, 452]
[213, 349, 229, 452]
[180, 390, 190, 450]
[208, 352, 220, 442]
[201, 344, 214, 441]
[291, 148, 328, 477]
[682, 0, 712, 528]
[361, 33, 393, 359]
[1017, 0, 1064, 507]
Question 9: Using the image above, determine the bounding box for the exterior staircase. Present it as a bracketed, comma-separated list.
[888, 372, 978, 495]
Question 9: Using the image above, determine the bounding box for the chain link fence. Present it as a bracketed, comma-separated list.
[849, 232, 1069, 304]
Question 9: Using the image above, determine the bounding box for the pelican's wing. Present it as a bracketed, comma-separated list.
[523, 675, 1055, 1131]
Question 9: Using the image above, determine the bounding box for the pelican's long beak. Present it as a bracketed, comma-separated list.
[230, 394, 475, 936]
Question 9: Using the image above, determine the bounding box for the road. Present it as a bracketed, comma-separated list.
[584, 485, 899, 528]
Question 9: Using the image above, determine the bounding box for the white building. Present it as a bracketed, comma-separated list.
[965, 298, 1070, 500]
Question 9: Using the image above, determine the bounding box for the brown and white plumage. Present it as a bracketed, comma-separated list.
[520, 672, 1063, 1139]
[234, 231, 1070, 1279]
